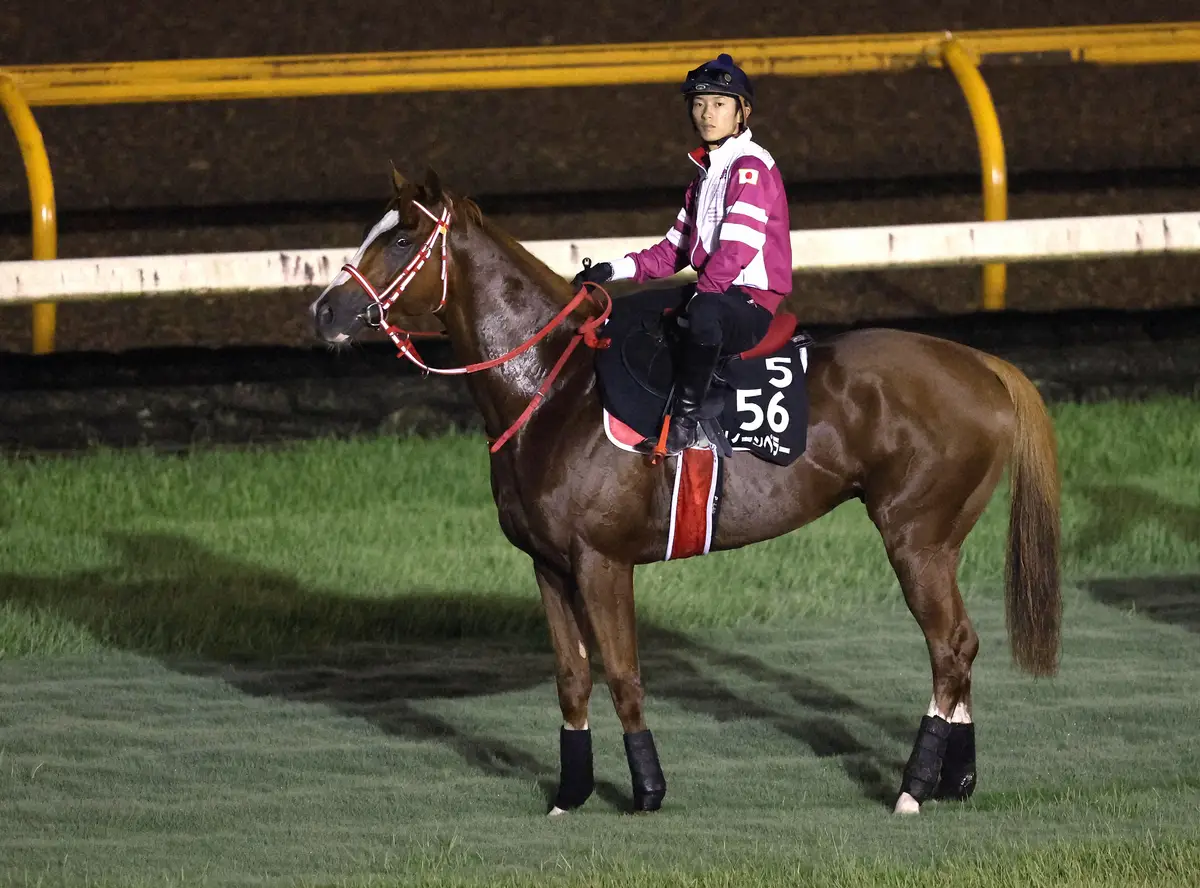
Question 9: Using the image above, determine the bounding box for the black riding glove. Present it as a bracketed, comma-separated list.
[571, 260, 613, 291]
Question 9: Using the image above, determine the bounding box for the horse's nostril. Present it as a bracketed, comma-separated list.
[317, 302, 334, 327]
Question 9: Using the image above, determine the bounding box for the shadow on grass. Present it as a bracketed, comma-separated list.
[0, 531, 909, 809]
[1073, 484, 1200, 559]
[1086, 575, 1200, 634]
[1074, 484, 1200, 634]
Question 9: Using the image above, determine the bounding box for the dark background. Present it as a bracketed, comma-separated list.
[0, 1, 1198, 453]
[2, 1, 1199, 353]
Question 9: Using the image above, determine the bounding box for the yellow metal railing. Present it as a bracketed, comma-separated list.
[4, 22, 1200, 351]
[0, 74, 57, 354]
[941, 37, 1008, 311]
[11, 23, 1200, 104]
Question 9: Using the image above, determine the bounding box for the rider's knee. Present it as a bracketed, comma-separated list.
[685, 291, 723, 345]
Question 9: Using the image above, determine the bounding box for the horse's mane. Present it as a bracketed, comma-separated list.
[456, 195, 485, 227]
[452, 192, 576, 303]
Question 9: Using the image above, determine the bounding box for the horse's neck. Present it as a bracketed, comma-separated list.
[445, 224, 586, 441]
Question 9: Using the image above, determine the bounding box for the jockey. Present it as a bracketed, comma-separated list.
[573, 53, 792, 453]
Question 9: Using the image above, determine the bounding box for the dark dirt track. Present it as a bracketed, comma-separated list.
[0, 2, 1198, 453]
[4, 2, 1200, 349]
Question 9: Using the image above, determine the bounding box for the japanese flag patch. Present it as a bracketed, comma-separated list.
[737, 168, 759, 185]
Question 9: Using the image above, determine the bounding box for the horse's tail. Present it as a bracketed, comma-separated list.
[979, 353, 1062, 677]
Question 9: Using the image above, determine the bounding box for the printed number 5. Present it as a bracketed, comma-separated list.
[766, 357, 793, 388]
[736, 388, 790, 433]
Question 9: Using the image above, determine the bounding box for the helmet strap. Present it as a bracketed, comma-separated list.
[737, 98, 751, 134]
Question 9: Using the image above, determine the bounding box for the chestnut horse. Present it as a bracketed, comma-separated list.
[311, 169, 1061, 817]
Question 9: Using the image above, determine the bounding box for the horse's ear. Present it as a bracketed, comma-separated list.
[391, 165, 408, 196]
[423, 167, 443, 204]
[395, 183, 421, 226]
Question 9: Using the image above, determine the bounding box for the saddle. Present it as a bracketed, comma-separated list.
[594, 289, 811, 466]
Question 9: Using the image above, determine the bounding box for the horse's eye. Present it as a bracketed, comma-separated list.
[396, 236, 410, 247]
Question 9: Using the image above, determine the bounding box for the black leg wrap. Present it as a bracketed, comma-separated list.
[553, 727, 594, 810]
[623, 729, 667, 812]
[899, 715, 952, 803]
[935, 723, 977, 801]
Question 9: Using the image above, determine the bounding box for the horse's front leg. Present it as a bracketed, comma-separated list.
[534, 561, 595, 816]
[573, 546, 666, 813]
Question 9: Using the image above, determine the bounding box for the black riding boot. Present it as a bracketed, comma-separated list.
[664, 340, 722, 453]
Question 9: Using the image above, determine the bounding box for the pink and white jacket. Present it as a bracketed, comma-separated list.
[608, 128, 792, 315]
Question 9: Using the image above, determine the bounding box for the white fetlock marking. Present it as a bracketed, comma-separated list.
[564, 721, 588, 730]
[927, 695, 973, 723]
[894, 792, 921, 815]
[548, 806, 569, 817]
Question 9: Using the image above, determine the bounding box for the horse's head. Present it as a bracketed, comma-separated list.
[311, 167, 453, 345]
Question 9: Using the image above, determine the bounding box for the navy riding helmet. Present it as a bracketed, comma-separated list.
[680, 53, 754, 105]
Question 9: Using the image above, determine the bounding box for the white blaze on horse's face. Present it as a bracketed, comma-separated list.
[309, 208, 404, 342]
[323, 208, 402, 297]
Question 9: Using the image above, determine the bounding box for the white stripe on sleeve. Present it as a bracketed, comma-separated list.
[719, 223, 766, 250]
[727, 201, 768, 224]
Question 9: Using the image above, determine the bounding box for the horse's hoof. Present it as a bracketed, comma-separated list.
[893, 792, 921, 815]
[632, 790, 665, 812]
[935, 770, 977, 801]
[548, 806, 570, 817]
[552, 785, 594, 812]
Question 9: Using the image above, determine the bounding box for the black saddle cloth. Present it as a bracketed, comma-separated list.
[593, 289, 811, 466]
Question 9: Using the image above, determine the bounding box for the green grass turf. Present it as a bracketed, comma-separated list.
[0, 397, 1195, 655]
[0, 397, 1196, 886]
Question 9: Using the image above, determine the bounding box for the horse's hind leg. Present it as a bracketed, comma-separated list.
[885, 542, 979, 814]
[868, 452, 1004, 815]
[573, 546, 667, 813]
[534, 562, 595, 815]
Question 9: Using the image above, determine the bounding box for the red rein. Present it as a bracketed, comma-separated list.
[338, 198, 613, 453]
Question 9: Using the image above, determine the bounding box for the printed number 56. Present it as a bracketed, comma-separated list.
[736, 388, 789, 433]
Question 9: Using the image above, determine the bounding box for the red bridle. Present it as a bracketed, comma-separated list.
[337, 198, 613, 452]
[340, 200, 453, 328]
